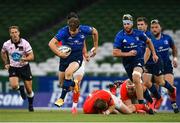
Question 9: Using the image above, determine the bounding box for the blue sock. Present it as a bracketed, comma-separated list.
[164, 81, 174, 93]
[144, 89, 153, 103]
[149, 84, 161, 99]
[60, 79, 72, 100]
[138, 100, 145, 104]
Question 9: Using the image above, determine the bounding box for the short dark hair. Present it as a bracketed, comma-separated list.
[94, 99, 108, 111]
[67, 17, 80, 31]
[137, 17, 148, 24]
[67, 12, 79, 20]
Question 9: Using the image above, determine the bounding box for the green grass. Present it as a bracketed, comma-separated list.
[0, 109, 180, 122]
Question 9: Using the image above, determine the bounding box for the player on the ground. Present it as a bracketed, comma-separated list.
[145, 19, 178, 113]
[109, 80, 154, 114]
[113, 14, 158, 106]
[137, 17, 163, 110]
[83, 89, 154, 114]
[48, 12, 98, 107]
[1, 26, 35, 111]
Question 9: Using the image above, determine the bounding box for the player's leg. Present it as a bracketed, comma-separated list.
[132, 67, 144, 104]
[21, 64, 34, 112]
[59, 71, 65, 88]
[55, 62, 79, 107]
[154, 75, 176, 103]
[71, 61, 85, 114]
[24, 80, 34, 112]
[143, 73, 162, 109]
[9, 67, 26, 100]
[164, 73, 179, 113]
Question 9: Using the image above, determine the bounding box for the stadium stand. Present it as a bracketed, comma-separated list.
[0, 0, 180, 76]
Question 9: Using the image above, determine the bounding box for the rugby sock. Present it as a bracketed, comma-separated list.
[73, 92, 80, 103]
[109, 86, 117, 95]
[72, 102, 78, 108]
[144, 89, 153, 103]
[138, 100, 145, 104]
[134, 104, 146, 111]
[149, 84, 161, 99]
[164, 81, 174, 93]
[60, 79, 72, 100]
[27, 91, 34, 105]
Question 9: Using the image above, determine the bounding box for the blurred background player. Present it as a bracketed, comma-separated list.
[148, 19, 179, 113]
[1, 26, 35, 112]
[136, 17, 163, 110]
[113, 14, 158, 106]
[48, 12, 98, 108]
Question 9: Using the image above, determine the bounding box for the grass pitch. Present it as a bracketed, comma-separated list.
[0, 109, 180, 122]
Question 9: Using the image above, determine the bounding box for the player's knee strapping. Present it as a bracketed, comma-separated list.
[132, 71, 142, 78]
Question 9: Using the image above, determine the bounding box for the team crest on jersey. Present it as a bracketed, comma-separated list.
[130, 43, 134, 46]
[159, 46, 163, 50]
[164, 40, 168, 45]
[122, 39, 127, 43]
[80, 35, 85, 39]
[135, 37, 139, 41]
[74, 40, 79, 43]
[68, 37, 73, 40]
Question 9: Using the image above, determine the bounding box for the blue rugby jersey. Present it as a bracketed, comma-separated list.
[55, 25, 93, 53]
[113, 29, 147, 63]
[146, 33, 174, 64]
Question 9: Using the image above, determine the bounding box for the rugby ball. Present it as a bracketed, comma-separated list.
[58, 45, 72, 56]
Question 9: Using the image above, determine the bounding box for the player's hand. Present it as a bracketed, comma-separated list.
[4, 64, 10, 70]
[84, 53, 90, 62]
[173, 57, 178, 68]
[152, 53, 158, 63]
[58, 51, 69, 59]
[90, 47, 97, 57]
[102, 110, 110, 115]
[128, 50, 137, 56]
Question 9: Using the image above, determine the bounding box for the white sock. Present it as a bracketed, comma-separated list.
[72, 102, 78, 108]
[27, 91, 34, 98]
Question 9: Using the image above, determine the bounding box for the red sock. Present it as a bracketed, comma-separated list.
[73, 92, 80, 103]
[110, 86, 117, 95]
[134, 104, 146, 111]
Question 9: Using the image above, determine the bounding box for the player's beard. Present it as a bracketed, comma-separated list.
[125, 28, 132, 34]
[154, 32, 160, 38]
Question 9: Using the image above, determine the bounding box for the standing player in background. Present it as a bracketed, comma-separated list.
[113, 14, 158, 107]
[48, 12, 98, 108]
[1, 26, 34, 112]
[148, 19, 179, 113]
[137, 17, 163, 110]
